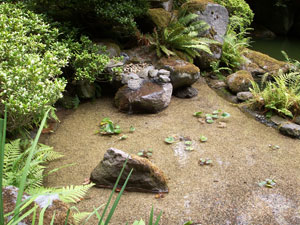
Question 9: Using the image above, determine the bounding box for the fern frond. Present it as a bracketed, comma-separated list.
[57, 183, 95, 203]
[3, 139, 22, 172]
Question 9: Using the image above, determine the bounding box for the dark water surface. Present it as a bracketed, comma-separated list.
[251, 37, 300, 61]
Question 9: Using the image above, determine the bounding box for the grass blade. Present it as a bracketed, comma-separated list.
[13, 109, 50, 221]
[0, 105, 7, 225]
[8, 205, 38, 225]
[38, 202, 50, 225]
[98, 158, 129, 225]
[104, 168, 133, 225]
[154, 210, 162, 225]
[64, 208, 71, 225]
[148, 206, 153, 225]
[50, 211, 56, 225]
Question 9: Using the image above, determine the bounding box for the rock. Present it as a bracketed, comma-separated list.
[158, 57, 200, 89]
[96, 41, 121, 58]
[295, 116, 300, 125]
[127, 78, 144, 90]
[138, 65, 155, 79]
[226, 70, 254, 94]
[3, 186, 73, 225]
[237, 91, 253, 101]
[270, 115, 288, 126]
[114, 80, 172, 113]
[182, 1, 229, 69]
[90, 148, 169, 193]
[174, 86, 198, 98]
[240, 48, 290, 76]
[158, 69, 171, 76]
[147, 8, 172, 28]
[149, 69, 159, 78]
[208, 79, 227, 89]
[159, 75, 171, 83]
[149, 0, 173, 11]
[121, 73, 140, 85]
[279, 123, 300, 138]
[76, 80, 95, 99]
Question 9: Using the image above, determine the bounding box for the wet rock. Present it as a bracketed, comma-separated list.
[279, 123, 300, 138]
[158, 57, 200, 89]
[3, 186, 72, 225]
[76, 80, 95, 99]
[138, 65, 155, 79]
[294, 116, 300, 125]
[270, 115, 287, 126]
[226, 70, 254, 94]
[114, 80, 172, 113]
[90, 148, 169, 193]
[240, 48, 290, 76]
[147, 8, 172, 28]
[208, 79, 227, 89]
[182, 1, 229, 69]
[174, 86, 198, 98]
[237, 91, 253, 101]
[158, 75, 171, 83]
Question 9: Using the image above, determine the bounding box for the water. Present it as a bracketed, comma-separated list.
[251, 37, 300, 61]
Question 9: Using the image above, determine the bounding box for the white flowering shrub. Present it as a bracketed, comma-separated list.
[0, 3, 70, 131]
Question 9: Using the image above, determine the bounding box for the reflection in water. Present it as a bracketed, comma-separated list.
[251, 37, 300, 61]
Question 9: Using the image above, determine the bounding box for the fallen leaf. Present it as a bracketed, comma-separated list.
[217, 122, 227, 128]
[198, 118, 206, 124]
[82, 178, 91, 185]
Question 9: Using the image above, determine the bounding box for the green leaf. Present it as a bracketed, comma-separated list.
[184, 141, 192, 146]
[221, 112, 231, 119]
[193, 111, 203, 117]
[185, 146, 194, 151]
[206, 119, 214, 124]
[129, 126, 135, 133]
[199, 135, 208, 142]
[164, 137, 175, 144]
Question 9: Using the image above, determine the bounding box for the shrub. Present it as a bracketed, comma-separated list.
[148, 12, 219, 62]
[0, 3, 69, 132]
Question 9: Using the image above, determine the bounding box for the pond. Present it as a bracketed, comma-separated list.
[251, 37, 300, 61]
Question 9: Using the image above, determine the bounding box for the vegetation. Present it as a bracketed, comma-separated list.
[148, 12, 219, 62]
[98, 117, 121, 135]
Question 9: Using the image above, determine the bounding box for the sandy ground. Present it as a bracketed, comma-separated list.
[44, 79, 300, 225]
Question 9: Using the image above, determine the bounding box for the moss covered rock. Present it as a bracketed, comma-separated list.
[226, 70, 253, 93]
[158, 57, 200, 89]
[241, 48, 290, 76]
[148, 8, 172, 28]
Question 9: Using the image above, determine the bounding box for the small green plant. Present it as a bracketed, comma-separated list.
[149, 12, 219, 62]
[248, 72, 300, 118]
[98, 118, 121, 135]
[268, 144, 280, 150]
[281, 50, 300, 72]
[258, 179, 276, 188]
[199, 135, 208, 143]
[193, 111, 203, 118]
[137, 149, 153, 158]
[165, 136, 176, 144]
[130, 126, 136, 133]
[119, 135, 128, 140]
[198, 158, 212, 166]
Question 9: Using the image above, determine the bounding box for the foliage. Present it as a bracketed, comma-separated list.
[23, 0, 149, 36]
[198, 158, 212, 166]
[0, 3, 69, 132]
[248, 72, 300, 118]
[165, 136, 176, 144]
[173, 0, 188, 9]
[199, 135, 208, 143]
[148, 12, 219, 62]
[214, 0, 254, 32]
[137, 149, 153, 158]
[258, 179, 276, 188]
[281, 50, 300, 72]
[98, 117, 121, 135]
[3, 139, 63, 191]
[219, 27, 250, 71]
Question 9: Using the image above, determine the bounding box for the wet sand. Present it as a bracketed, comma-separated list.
[44, 79, 300, 225]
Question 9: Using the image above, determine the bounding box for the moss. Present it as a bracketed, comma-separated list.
[148, 8, 172, 28]
[242, 48, 289, 74]
[181, 0, 215, 12]
[159, 57, 200, 74]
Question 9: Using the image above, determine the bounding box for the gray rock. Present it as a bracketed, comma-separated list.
[115, 81, 172, 113]
[279, 123, 300, 138]
[237, 91, 253, 101]
[128, 78, 144, 90]
[90, 148, 169, 193]
[121, 73, 140, 85]
[148, 69, 159, 78]
[209, 80, 227, 89]
[158, 69, 171, 76]
[295, 116, 300, 125]
[138, 66, 155, 79]
[96, 41, 121, 58]
[159, 75, 171, 83]
[270, 115, 287, 126]
[174, 86, 198, 98]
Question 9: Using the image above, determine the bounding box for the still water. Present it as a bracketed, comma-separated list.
[251, 37, 300, 61]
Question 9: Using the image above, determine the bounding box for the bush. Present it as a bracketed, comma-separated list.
[0, 3, 69, 132]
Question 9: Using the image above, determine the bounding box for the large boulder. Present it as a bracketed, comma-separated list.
[114, 80, 172, 113]
[95, 40, 121, 58]
[3, 186, 72, 225]
[149, 0, 173, 11]
[147, 8, 172, 28]
[182, 0, 229, 69]
[226, 70, 254, 94]
[90, 148, 169, 193]
[240, 48, 290, 77]
[158, 57, 200, 89]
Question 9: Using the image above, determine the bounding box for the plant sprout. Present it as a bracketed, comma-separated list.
[259, 179, 276, 188]
[164, 137, 175, 144]
[199, 135, 208, 142]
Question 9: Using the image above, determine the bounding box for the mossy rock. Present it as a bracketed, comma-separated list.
[181, 0, 215, 12]
[241, 48, 290, 76]
[148, 8, 172, 28]
[226, 70, 254, 94]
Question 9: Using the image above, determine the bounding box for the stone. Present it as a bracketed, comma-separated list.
[90, 148, 169, 193]
[147, 8, 172, 28]
[158, 57, 200, 89]
[127, 78, 144, 90]
[159, 75, 171, 83]
[209, 79, 227, 89]
[3, 186, 72, 225]
[279, 123, 300, 138]
[240, 48, 290, 76]
[114, 80, 172, 113]
[138, 66, 155, 79]
[174, 86, 198, 98]
[226, 70, 254, 94]
[76, 80, 95, 99]
[295, 116, 300, 125]
[121, 73, 140, 85]
[148, 69, 159, 78]
[270, 115, 288, 126]
[237, 91, 253, 101]
[96, 41, 121, 58]
[182, 1, 229, 69]
[158, 69, 171, 76]
[149, 0, 173, 11]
